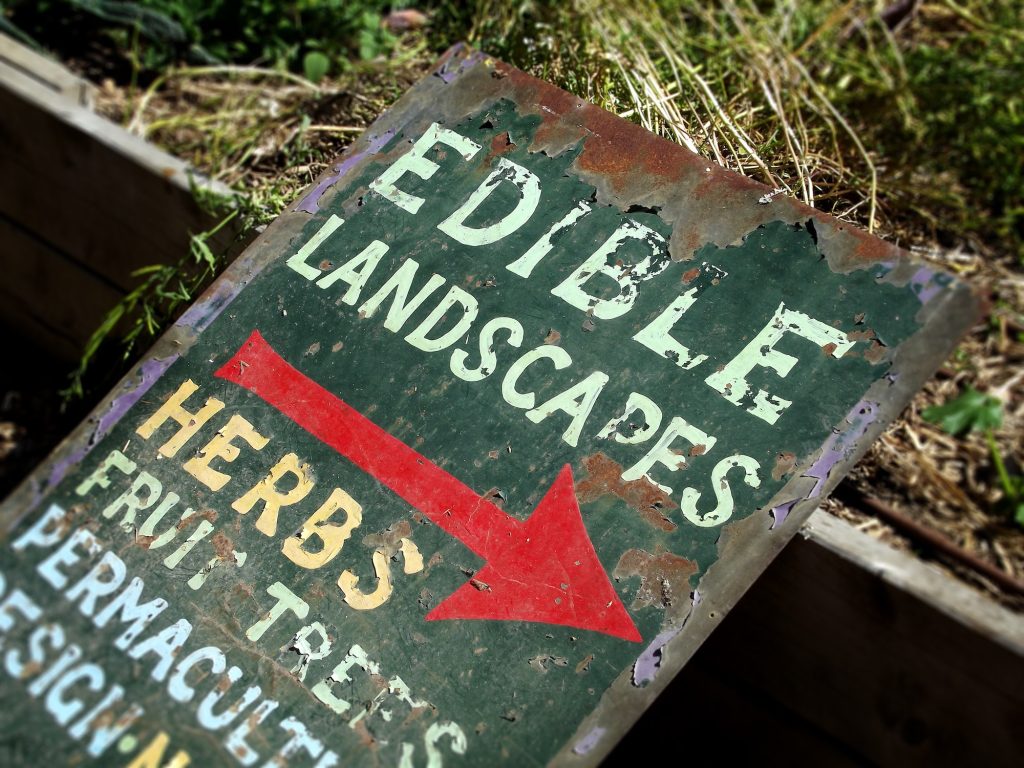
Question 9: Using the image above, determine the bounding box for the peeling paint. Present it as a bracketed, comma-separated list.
[632, 624, 684, 687]
[94, 355, 179, 441]
[175, 275, 246, 334]
[296, 129, 397, 215]
[575, 453, 677, 532]
[772, 452, 797, 481]
[613, 549, 697, 615]
[805, 400, 880, 498]
[571, 726, 606, 756]
[768, 399, 881, 529]
[769, 499, 798, 529]
[435, 47, 487, 84]
[907, 265, 952, 305]
[34, 354, 179, 511]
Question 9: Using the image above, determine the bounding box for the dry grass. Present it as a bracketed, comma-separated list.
[94, 53, 429, 225]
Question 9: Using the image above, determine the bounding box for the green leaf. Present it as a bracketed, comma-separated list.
[921, 387, 1004, 436]
[1015, 503, 1024, 528]
[302, 51, 329, 84]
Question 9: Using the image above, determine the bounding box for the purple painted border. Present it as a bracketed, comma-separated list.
[296, 129, 397, 214]
[769, 399, 881, 528]
[34, 354, 179, 509]
[572, 726, 606, 756]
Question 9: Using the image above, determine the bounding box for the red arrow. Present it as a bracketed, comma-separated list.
[216, 330, 641, 642]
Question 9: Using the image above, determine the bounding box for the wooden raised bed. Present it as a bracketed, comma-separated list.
[1, 34, 1021, 765]
[0, 33, 233, 360]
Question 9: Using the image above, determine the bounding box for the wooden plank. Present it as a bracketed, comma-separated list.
[0, 33, 94, 106]
[0, 213, 123, 359]
[668, 511, 1024, 766]
[0, 33, 234, 292]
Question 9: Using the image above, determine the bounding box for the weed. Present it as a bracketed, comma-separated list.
[62, 193, 241, 401]
[3, 0, 401, 79]
[923, 387, 1024, 527]
[921, 386, 1003, 435]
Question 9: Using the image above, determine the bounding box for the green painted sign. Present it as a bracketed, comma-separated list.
[0, 47, 977, 766]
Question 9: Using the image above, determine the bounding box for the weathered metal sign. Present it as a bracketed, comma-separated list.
[0, 46, 978, 766]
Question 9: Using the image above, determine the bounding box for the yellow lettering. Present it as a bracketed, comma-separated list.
[136, 380, 224, 458]
[126, 731, 190, 768]
[338, 538, 423, 610]
[183, 414, 268, 491]
[232, 452, 314, 536]
[282, 488, 362, 569]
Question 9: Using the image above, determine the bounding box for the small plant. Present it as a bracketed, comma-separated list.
[62, 195, 241, 402]
[4, 0, 402, 81]
[923, 387, 1024, 526]
[302, 50, 330, 83]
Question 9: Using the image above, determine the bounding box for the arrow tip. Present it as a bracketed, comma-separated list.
[427, 465, 642, 642]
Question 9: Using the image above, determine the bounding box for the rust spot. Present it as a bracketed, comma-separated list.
[44, 506, 79, 540]
[575, 453, 677, 532]
[543, 328, 561, 345]
[494, 68, 590, 152]
[470, 578, 491, 591]
[848, 329, 875, 342]
[178, 509, 217, 530]
[689, 444, 706, 457]
[212, 532, 234, 560]
[351, 717, 378, 749]
[851, 230, 900, 264]
[681, 267, 701, 284]
[364, 520, 413, 552]
[822, 342, 837, 356]
[135, 534, 156, 549]
[613, 548, 697, 613]
[91, 708, 116, 729]
[864, 339, 888, 364]
[573, 113, 689, 196]
[772, 452, 797, 481]
[233, 582, 254, 600]
[575, 654, 594, 674]
[246, 709, 263, 730]
[483, 130, 517, 164]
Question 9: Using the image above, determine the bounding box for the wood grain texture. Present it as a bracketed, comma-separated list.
[0, 33, 236, 359]
[612, 511, 1024, 766]
[0, 213, 123, 358]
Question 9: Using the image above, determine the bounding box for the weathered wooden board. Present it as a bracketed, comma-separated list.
[0, 45, 980, 767]
[0, 32, 236, 358]
[621, 511, 1024, 766]
[0, 212, 125, 359]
